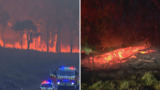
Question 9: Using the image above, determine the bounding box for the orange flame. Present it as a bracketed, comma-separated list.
[61, 44, 70, 53]
[82, 44, 155, 69]
[0, 33, 79, 53]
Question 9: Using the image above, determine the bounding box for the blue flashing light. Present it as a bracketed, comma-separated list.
[63, 79, 69, 82]
[42, 80, 51, 84]
[59, 66, 75, 70]
[48, 80, 52, 83]
[60, 66, 65, 70]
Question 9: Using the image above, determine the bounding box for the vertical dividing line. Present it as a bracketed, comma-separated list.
[79, 0, 81, 90]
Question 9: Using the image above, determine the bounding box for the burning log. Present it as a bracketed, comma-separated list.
[82, 43, 156, 70]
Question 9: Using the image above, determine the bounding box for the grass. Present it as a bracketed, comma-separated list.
[82, 72, 160, 90]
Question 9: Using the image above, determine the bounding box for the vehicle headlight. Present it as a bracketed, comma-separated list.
[57, 81, 60, 85]
[71, 82, 74, 85]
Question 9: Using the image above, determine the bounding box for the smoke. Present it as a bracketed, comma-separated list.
[0, 0, 79, 53]
[82, 0, 160, 49]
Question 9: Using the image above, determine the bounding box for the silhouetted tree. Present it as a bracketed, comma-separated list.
[0, 8, 10, 47]
[56, 20, 62, 53]
[69, 0, 79, 53]
[12, 20, 38, 50]
[46, 20, 50, 52]
[12, 21, 23, 48]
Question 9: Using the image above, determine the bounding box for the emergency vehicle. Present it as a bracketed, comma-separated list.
[50, 66, 78, 89]
[40, 80, 57, 90]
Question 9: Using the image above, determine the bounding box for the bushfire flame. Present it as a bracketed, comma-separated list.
[82, 44, 155, 69]
[0, 33, 79, 53]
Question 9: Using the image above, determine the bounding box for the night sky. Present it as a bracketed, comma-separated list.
[82, 0, 160, 50]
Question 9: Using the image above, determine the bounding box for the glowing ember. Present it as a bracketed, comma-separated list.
[139, 50, 155, 54]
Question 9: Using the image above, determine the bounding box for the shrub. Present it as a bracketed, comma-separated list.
[119, 80, 130, 90]
[141, 72, 157, 86]
[154, 81, 160, 90]
[130, 80, 137, 87]
[103, 81, 115, 90]
[89, 81, 104, 90]
[81, 83, 88, 90]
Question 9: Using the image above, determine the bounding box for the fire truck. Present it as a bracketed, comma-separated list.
[50, 66, 78, 89]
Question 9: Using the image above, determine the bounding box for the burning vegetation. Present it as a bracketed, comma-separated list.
[82, 42, 156, 69]
[82, 0, 160, 69]
[82, 0, 160, 89]
[0, 0, 79, 53]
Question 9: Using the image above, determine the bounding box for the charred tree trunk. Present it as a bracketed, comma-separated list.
[70, 29, 73, 53]
[56, 27, 61, 53]
[1, 26, 5, 47]
[56, 31, 59, 53]
[58, 29, 61, 52]
[47, 29, 49, 52]
[27, 32, 30, 50]
[21, 38, 23, 49]
[28, 41, 30, 50]
[46, 21, 50, 52]
[47, 33, 49, 52]
[20, 32, 23, 49]
[35, 37, 36, 49]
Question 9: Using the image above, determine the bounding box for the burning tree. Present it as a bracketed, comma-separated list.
[0, 7, 11, 47]
[12, 20, 38, 50]
[46, 19, 51, 52]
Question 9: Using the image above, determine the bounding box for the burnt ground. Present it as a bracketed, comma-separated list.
[82, 49, 160, 90]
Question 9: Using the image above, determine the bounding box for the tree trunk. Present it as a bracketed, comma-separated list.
[35, 37, 36, 49]
[47, 31, 49, 52]
[1, 26, 5, 47]
[46, 21, 50, 52]
[58, 30, 61, 52]
[56, 30, 59, 53]
[21, 39, 23, 49]
[27, 32, 30, 50]
[56, 28, 61, 53]
[70, 29, 73, 53]
[20, 32, 23, 49]
[27, 41, 30, 50]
